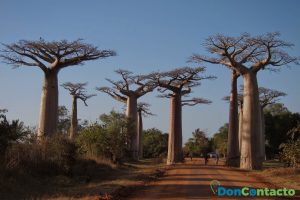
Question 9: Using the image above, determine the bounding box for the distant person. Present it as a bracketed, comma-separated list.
[189, 152, 193, 161]
[204, 153, 209, 165]
[215, 153, 219, 165]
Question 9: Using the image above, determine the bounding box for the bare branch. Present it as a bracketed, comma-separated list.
[137, 102, 155, 117]
[96, 86, 127, 103]
[181, 97, 212, 106]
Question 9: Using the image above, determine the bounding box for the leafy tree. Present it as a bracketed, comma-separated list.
[264, 103, 300, 158]
[184, 129, 210, 157]
[211, 124, 228, 158]
[0, 113, 30, 160]
[77, 111, 133, 163]
[143, 128, 168, 158]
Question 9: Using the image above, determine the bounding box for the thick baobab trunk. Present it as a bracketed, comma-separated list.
[70, 96, 78, 139]
[137, 110, 143, 159]
[38, 71, 58, 137]
[240, 72, 263, 170]
[260, 106, 266, 161]
[226, 72, 240, 167]
[167, 94, 183, 165]
[238, 105, 243, 153]
[126, 96, 138, 160]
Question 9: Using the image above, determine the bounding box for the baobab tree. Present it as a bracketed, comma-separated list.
[137, 102, 155, 159]
[0, 39, 115, 137]
[96, 69, 156, 160]
[223, 90, 243, 155]
[191, 32, 298, 170]
[258, 87, 286, 161]
[149, 67, 214, 164]
[61, 82, 96, 139]
[227, 70, 240, 167]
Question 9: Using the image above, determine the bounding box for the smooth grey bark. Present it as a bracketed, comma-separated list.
[167, 94, 183, 165]
[226, 71, 240, 167]
[126, 96, 138, 160]
[137, 110, 143, 159]
[69, 96, 78, 139]
[38, 70, 58, 137]
[240, 72, 263, 170]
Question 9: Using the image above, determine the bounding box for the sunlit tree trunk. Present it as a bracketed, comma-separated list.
[38, 70, 58, 137]
[167, 94, 183, 165]
[226, 72, 240, 167]
[240, 72, 263, 170]
[137, 110, 143, 159]
[69, 96, 77, 139]
[126, 96, 138, 160]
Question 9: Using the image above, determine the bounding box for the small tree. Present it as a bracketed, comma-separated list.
[148, 67, 214, 164]
[62, 82, 96, 139]
[97, 69, 156, 160]
[0, 39, 115, 137]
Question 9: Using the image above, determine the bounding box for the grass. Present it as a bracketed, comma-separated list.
[0, 157, 166, 200]
[254, 160, 300, 190]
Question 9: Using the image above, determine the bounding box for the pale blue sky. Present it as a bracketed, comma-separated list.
[0, 0, 299, 142]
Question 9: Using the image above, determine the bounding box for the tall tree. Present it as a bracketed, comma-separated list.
[96, 69, 156, 160]
[227, 70, 240, 167]
[258, 87, 286, 161]
[0, 39, 115, 137]
[137, 102, 154, 159]
[191, 32, 298, 169]
[149, 67, 214, 164]
[62, 82, 95, 139]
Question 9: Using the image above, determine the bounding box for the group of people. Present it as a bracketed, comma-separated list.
[189, 152, 219, 165]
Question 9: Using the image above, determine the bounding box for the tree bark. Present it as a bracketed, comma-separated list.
[167, 93, 183, 165]
[137, 110, 143, 159]
[38, 70, 58, 137]
[126, 96, 138, 160]
[240, 72, 263, 170]
[226, 72, 240, 167]
[260, 106, 266, 161]
[70, 96, 78, 139]
[238, 105, 243, 154]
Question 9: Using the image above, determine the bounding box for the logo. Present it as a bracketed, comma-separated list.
[210, 180, 296, 197]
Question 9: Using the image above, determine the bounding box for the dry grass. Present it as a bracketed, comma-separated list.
[254, 160, 300, 190]
[0, 157, 166, 200]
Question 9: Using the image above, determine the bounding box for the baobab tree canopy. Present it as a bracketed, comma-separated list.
[0, 39, 116, 137]
[191, 32, 298, 73]
[0, 39, 116, 71]
[62, 82, 96, 106]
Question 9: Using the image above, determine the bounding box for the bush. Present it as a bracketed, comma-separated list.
[279, 139, 300, 168]
[143, 128, 168, 158]
[4, 135, 78, 176]
[77, 111, 133, 163]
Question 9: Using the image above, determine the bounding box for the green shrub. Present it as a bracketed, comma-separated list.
[279, 139, 300, 168]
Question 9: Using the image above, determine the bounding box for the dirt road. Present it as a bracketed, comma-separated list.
[126, 158, 299, 200]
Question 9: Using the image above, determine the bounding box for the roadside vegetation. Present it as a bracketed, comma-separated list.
[0, 109, 167, 199]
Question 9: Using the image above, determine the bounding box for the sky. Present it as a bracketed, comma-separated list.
[0, 0, 299, 142]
